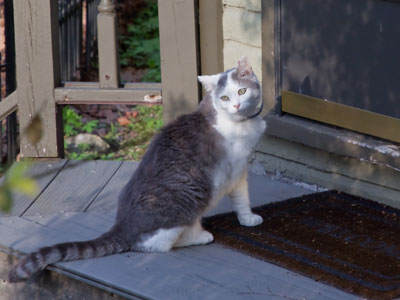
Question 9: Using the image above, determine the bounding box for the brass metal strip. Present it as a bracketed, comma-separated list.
[282, 90, 400, 143]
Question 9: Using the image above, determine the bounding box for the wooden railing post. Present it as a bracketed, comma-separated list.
[14, 0, 62, 158]
[97, 0, 120, 88]
[158, 0, 200, 124]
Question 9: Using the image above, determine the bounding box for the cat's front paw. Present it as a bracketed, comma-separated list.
[197, 230, 214, 245]
[238, 213, 263, 227]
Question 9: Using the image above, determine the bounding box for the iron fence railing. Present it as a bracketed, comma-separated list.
[2, 0, 18, 166]
[58, 0, 99, 82]
[59, 0, 83, 81]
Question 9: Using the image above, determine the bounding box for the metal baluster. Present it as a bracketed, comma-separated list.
[77, 0, 83, 79]
[4, 0, 17, 163]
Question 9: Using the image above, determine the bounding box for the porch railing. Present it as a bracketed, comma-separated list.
[58, 0, 83, 81]
[0, 0, 224, 160]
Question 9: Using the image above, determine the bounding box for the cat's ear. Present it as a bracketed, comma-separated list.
[198, 74, 220, 92]
[236, 56, 253, 78]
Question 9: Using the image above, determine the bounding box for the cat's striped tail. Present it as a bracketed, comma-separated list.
[8, 234, 130, 282]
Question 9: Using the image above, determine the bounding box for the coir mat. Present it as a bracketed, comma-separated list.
[203, 191, 400, 300]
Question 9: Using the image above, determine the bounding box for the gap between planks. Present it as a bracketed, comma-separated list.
[19, 159, 69, 217]
[82, 161, 124, 212]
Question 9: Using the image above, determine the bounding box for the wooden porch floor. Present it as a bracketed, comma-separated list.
[0, 160, 360, 300]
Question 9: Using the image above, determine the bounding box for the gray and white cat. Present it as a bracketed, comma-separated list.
[9, 56, 266, 282]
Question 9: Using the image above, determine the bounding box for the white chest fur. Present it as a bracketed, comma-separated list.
[211, 114, 266, 198]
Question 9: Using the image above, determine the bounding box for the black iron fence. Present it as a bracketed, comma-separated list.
[1, 0, 18, 168]
[59, 0, 83, 81]
[58, 0, 99, 82]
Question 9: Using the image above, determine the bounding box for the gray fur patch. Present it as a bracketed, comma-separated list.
[231, 70, 259, 90]
[114, 103, 224, 243]
[217, 72, 228, 89]
[215, 69, 233, 95]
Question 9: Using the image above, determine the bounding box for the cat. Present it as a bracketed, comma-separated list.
[8, 56, 266, 282]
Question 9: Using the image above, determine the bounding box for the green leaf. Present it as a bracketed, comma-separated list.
[82, 120, 99, 133]
[6, 162, 31, 183]
[5, 162, 39, 197]
[9, 177, 39, 197]
[64, 124, 76, 137]
[63, 106, 83, 136]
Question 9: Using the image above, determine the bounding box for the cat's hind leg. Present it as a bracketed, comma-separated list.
[139, 227, 185, 252]
[229, 171, 263, 227]
[174, 220, 214, 248]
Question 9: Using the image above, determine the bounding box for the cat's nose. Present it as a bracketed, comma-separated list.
[233, 104, 241, 110]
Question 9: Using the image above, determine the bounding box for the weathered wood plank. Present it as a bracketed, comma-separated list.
[55, 87, 162, 105]
[0, 159, 67, 217]
[0, 212, 358, 300]
[123, 82, 162, 90]
[158, 0, 200, 124]
[23, 160, 122, 216]
[85, 161, 139, 214]
[25, 211, 115, 239]
[63, 81, 161, 90]
[0, 212, 114, 254]
[0, 91, 18, 121]
[14, 0, 62, 158]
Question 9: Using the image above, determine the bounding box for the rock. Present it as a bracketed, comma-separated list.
[66, 133, 110, 153]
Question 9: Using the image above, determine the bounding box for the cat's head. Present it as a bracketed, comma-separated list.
[198, 56, 261, 121]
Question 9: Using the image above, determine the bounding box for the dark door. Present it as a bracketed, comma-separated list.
[279, 0, 400, 142]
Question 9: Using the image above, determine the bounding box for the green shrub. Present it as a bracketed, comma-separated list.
[63, 106, 99, 137]
[119, 0, 161, 82]
[63, 106, 83, 137]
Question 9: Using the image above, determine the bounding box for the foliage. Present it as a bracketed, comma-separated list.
[82, 120, 100, 134]
[64, 105, 163, 161]
[119, 0, 161, 82]
[127, 106, 163, 143]
[63, 106, 99, 137]
[0, 114, 44, 213]
[0, 161, 39, 213]
[63, 106, 83, 137]
[118, 105, 163, 160]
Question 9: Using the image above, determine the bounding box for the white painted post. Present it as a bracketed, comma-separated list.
[97, 0, 120, 88]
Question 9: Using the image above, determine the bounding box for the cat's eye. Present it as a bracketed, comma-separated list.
[220, 95, 230, 101]
[238, 88, 247, 95]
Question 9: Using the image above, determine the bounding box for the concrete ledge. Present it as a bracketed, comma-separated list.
[265, 113, 400, 171]
[256, 134, 400, 209]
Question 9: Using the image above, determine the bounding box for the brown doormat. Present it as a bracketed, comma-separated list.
[203, 191, 400, 300]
